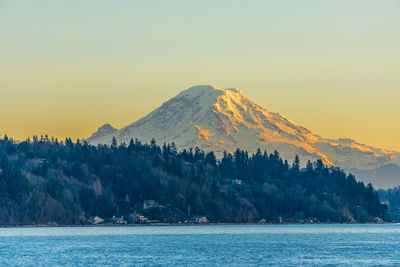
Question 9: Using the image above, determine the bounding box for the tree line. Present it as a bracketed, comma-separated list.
[0, 135, 388, 225]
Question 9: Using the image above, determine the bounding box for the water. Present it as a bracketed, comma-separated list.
[0, 224, 399, 266]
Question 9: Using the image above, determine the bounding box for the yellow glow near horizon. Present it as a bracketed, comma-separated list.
[0, 1, 399, 151]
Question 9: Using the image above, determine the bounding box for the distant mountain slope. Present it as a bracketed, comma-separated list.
[350, 164, 400, 189]
[87, 85, 400, 187]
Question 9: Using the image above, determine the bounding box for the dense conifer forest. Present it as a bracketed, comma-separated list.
[0, 135, 388, 225]
[378, 187, 400, 222]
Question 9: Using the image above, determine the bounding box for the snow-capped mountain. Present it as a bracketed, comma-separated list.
[87, 85, 400, 187]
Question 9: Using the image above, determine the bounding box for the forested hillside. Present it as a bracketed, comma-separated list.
[0, 135, 388, 225]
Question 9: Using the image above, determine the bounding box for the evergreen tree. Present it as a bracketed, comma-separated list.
[292, 155, 300, 172]
[111, 137, 118, 149]
[205, 152, 217, 166]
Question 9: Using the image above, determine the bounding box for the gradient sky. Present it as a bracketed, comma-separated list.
[1, 0, 399, 150]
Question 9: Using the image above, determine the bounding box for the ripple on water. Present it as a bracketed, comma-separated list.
[0, 224, 399, 266]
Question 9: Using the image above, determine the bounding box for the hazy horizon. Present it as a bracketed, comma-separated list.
[1, 0, 399, 150]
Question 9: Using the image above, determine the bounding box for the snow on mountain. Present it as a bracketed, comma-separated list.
[87, 85, 400, 173]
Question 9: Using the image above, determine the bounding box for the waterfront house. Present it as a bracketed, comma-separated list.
[89, 216, 104, 224]
[143, 200, 164, 210]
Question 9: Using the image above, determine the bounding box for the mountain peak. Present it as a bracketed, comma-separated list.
[87, 123, 118, 144]
[177, 85, 243, 99]
[99, 124, 117, 131]
[175, 85, 223, 101]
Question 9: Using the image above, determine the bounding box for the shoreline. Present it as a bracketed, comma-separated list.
[0, 222, 393, 228]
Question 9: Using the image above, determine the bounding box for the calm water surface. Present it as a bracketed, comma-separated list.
[0, 224, 399, 266]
